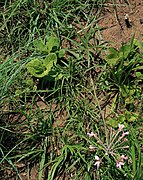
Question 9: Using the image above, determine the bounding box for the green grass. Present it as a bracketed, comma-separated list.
[0, 0, 143, 179]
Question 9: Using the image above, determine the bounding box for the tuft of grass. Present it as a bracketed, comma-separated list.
[1, 0, 143, 179]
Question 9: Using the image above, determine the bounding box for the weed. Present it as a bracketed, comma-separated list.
[1, 0, 143, 180]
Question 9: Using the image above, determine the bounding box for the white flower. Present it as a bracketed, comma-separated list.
[116, 161, 124, 169]
[87, 132, 95, 137]
[89, 145, 96, 150]
[95, 155, 100, 160]
[118, 124, 125, 131]
[94, 161, 100, 169]
[94, 155, 101, 169]
[119, 131, 129, 140]
[120, 155, 128, 162]
[124, 131, 129, 135]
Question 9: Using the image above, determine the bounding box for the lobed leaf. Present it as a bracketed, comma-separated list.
[46, 36, 60, 53]
[33, 39, 48, 53]
[58, 49, 65, 58]
[119, 44, 131, 59]
[106, 53, 119, 66]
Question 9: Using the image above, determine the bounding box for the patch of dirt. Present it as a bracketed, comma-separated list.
[98, 0, 143, 48]
[0, 95, 69, 180]
[0, 163, 40, 180]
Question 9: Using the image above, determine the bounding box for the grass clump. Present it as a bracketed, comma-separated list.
[0, 0, 143, 180]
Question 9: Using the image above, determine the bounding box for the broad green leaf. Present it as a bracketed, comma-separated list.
[107, 119, 118, 128]
[58, 49, 65, 58]
[118, 114, 126, 123]
[106, 53, 119, 66]
[33, 39, 48, 53]
[136, 71, 143, 79]
[46, 36, 60, 53]
[26, 58, 54, 78]
[26, 59, 46, 78]
[128, 115, 137, 122]
[108, 47, 119, 54]
[129, 89, 135, 96]
[119, 44, 131, 59]
[125, 111, 138, 122]
[43, 53, 57, 68]
[15, 89, 23, 97]
[132, 38, 138, 47]
[25, 79, 34, 87]
[121, 85, 135, 97]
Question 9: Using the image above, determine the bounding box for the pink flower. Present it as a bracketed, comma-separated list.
[94, 161, 100, 169]
[94, 155, 101, 169]
[89, 145, 96, 150]
[116, 161, 124, 169]
[118, 124, 125, 131]
[87, 132, 95, 137]
[95, 155, 100, 160]
[119, 131, 129, 140]
[124, 131, 129, 135]
[121, 131, 129, 138]
[120, 155, 128, 162]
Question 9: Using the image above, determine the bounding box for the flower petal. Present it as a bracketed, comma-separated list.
[87, 132, 95, 137]
[95, 155, 100, 160]
[118, 124, 124, 131]
[89, 145, 96, 150]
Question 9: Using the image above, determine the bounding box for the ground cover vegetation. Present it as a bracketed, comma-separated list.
[0, 0, 143, 179]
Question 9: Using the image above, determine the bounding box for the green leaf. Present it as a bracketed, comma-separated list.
[46, 36, 60, 53]
[67, 50, 80, 59]
[107, 119, 118, 128]
[108, 47, 118, 54]
[125, 111, 138, 122]
[55, 73, 63, 80]
[33, 39, 48, 53]
[43, 53, 57, 69]
[26, 59, 46, 78]
[132, 38, 139, 47]
[136, 72, 143, 79]
[15, 89, 23, 97]
[48, 155, 64, 180]
[106, 53, 119, 66]
[121, 85, 135, 97]
[119, 44, 131, 59]
[58, 49, 65, 58]
[118, 114, 126, 123]
[26, 56, 56, 78]
[38, 137, 47, 180]
[25, 79, 34, 87]
[125, 96, 134, 104]
[134, 66, 143, 70]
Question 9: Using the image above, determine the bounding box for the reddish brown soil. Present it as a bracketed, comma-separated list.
[99, 0, 143, 48]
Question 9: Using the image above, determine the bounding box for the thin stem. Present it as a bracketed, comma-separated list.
[108, 129, 122, 150]
[90, 77, 108, 146]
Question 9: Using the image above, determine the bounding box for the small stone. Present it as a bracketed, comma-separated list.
[125, 14, 132, 28]
[140, 19, 143, 24]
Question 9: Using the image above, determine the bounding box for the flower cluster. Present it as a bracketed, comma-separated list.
[116, 155, 128, 169]
[87, 124, 129, 169]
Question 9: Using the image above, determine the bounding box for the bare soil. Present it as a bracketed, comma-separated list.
[99, 0, 143, 48]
